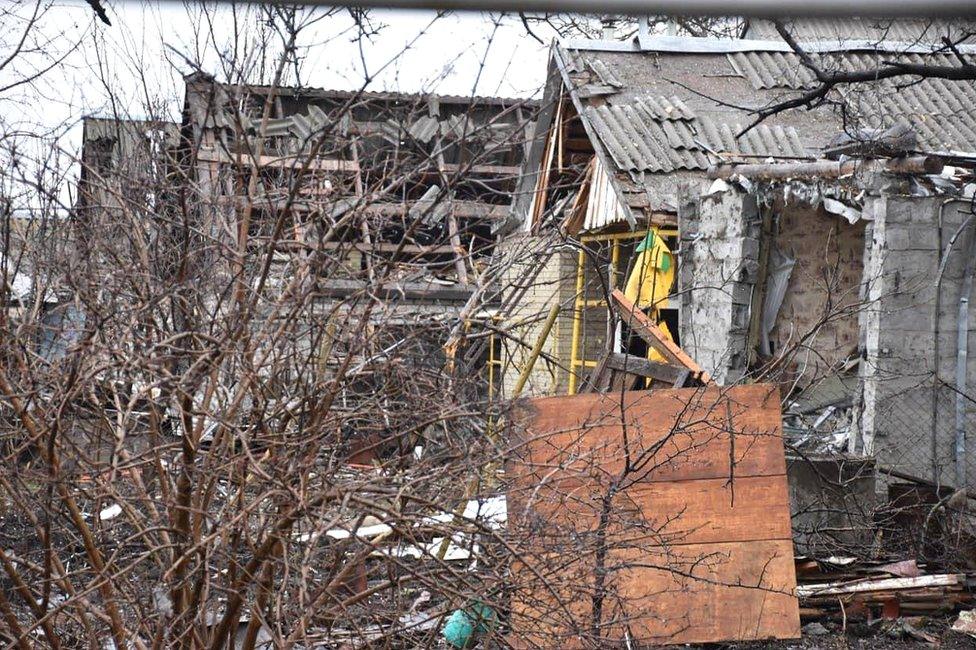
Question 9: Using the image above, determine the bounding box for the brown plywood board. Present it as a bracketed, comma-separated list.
[508, 385, 800, 647]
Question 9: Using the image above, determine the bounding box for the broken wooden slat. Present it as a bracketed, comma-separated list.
[581, 352, 612, 394]
[603, 352, 689, 385]
[797, 574, 966, 598]
[672, 367, 691, 388]
[610, 289, 713, 384]
[197, 149, 360, 172]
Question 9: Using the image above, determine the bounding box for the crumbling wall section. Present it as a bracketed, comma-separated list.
[858, 195, 976, 490]
[678, 184, 760, 384]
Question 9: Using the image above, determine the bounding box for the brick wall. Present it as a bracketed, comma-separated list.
[497, 234, 610, 398]
[772, 205, 865, 375]
[497, 233, 575, 397]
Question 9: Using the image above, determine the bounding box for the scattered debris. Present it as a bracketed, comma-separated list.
[795, 556, 975, 621]
[802, 621, 829, 636]
[952, 609, 976, 638]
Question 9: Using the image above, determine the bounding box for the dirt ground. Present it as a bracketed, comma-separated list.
[723, 617, 976, 649]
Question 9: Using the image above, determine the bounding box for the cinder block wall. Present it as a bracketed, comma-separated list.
[858, 196, 976, 489]
[677, 185, 760, 384]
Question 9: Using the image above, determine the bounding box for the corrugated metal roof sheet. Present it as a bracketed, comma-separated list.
[585, 98, 808, 173]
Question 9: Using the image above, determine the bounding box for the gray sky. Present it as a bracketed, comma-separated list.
[4, 2, 553, 130]
[0, 2, 556, 212]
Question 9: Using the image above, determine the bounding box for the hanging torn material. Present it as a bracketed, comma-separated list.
[760, 245, 796, 357]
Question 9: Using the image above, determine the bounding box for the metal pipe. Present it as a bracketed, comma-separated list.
[707, 156, 943, 180]
[568, 247, 587, 395]
[933, 198, 973, 485]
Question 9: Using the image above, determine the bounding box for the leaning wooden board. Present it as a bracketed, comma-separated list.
[507, 384, 800, 647]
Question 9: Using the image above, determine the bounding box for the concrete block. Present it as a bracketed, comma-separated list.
[883, 196, 942, 226]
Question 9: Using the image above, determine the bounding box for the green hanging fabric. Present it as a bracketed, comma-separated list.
[659, 250, 671, 272]
[635, 230, 655, 252]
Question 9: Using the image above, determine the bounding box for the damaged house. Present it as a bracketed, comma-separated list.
[502, 19, 976, 511]
[67, 83, 534, 465]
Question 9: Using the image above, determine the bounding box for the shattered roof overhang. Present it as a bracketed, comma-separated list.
[184, 73, 536, 108]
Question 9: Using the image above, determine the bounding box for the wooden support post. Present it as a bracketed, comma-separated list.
[434, 138, 469, 287]
[746, 208, 773, 366]
[512, 303, 562, 399]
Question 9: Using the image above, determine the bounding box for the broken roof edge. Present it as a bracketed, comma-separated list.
[562, 34, 976, 55]
[82, 115, 178, 128]
[550, 43, 638, 230]
[182, 72, 539, 108]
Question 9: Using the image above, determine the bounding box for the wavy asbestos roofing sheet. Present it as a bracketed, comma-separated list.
[584, 100, 808, 173]
[744, 18, 976, 44]
[727, 51, 976, 153]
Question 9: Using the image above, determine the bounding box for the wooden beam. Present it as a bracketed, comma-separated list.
[315, 278, 474, 302]
[245, 239, 456, 256]
[218, 196, 508, 220]
[323, 241, 455, 255]
[438, 162, 521, 176]
[197, 148, 360, 172]
[797, 574, 966, 598]
[603, 353, 689, 384]
[707, 156, 943, 181]
[609, 289, 713, 385]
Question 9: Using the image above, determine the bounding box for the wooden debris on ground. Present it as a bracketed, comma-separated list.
[795, 556, 976, 620]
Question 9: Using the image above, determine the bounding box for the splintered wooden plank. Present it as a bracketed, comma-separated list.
[510, 385, 785, 485]
[610, 289, 713, 384]
[508, 384, 799, 646]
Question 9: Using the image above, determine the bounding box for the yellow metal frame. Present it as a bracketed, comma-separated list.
[566, 227, 678, 394]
